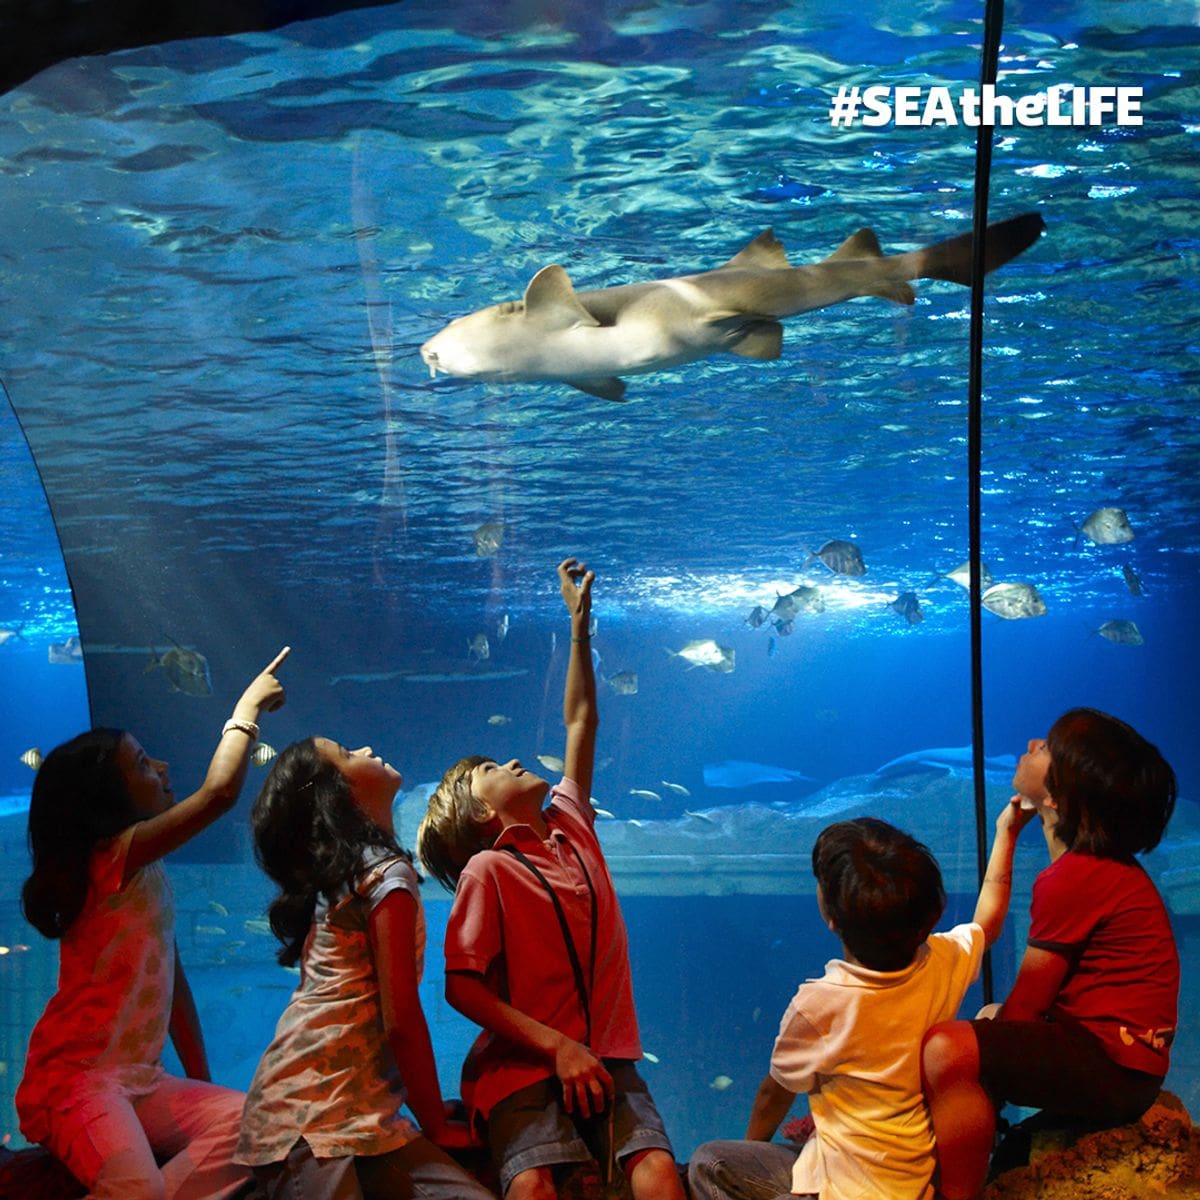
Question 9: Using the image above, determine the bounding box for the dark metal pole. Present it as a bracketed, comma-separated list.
[971, 0, 1006, 1005]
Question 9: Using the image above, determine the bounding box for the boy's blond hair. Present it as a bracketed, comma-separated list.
[416, 755, 494, 891]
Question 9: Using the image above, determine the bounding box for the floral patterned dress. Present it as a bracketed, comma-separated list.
[236, 854, 424, 1164]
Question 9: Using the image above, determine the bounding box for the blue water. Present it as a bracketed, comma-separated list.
[2, 0, 1199, 1163]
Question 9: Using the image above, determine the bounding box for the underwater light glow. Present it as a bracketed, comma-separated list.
[628, 572, 898, 616]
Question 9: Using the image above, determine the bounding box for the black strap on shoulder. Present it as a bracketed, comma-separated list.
[501, 841, 597, 1045]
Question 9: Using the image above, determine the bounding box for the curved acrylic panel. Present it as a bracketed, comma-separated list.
[0, 0, 1197, 1157]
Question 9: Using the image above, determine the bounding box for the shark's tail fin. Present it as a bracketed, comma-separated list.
[916, 211, 1045, 285]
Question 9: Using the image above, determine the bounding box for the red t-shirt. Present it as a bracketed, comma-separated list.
[1028, 851, 1178, 1075]
[444, 777, 642, 1119]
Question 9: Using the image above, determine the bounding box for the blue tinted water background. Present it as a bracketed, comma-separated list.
[1, 0, 1198, 1160]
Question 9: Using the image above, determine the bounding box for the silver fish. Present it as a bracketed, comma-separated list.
[1122, 564, 1144, 597]
[944, 560, 994, 591]
[668, 639, 735, 673]
[147, 642, 212, 696]
[771, 586, 824, 622]
[19, 747, 43, 771]
[629, 788, 662, 801]
[982, 582, 1047, 620]
[472, 521, 505, 556]
[1079, 506, 1134, 546]
[48, 634, 83, 664]
[808, 539, 866, 576]
[660, 781, 691, 797]
[537, 753, 565, 773]
[487, 713, 512, 726]
[250, 743, 277, 767]
[496, 612, 510, 642]
[889, 592, 923, 625]
[745, 605, 770, 629]
[606, 670, 639, 696]
[1096, 619, 1143, 646]
[468, 633, 490, 661]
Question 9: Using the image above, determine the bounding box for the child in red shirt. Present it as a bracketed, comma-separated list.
[922, 707, 1179, 1199]
[418, 558, 685, 1200]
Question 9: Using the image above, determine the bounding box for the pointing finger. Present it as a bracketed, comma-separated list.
[264, 645, 291, 674]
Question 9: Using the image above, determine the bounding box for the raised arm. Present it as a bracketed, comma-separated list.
[125, 646, 289, 879]
[973, 795, 1039, 948]
[558, 558, 598, 801]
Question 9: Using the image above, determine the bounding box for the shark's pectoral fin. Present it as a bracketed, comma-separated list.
[720, 229, 793, 271]
[566, 377, 628, 402]
[867, 282, 916, 305]
[703, 312, 785, 360]
[727, 320, 783, 360]
[524, 265, 601, 331]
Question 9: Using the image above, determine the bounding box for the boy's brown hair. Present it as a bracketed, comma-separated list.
[416, 755, 494, 890]
[812, 817, 945, 972]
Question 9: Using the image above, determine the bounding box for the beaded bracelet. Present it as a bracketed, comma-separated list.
[221, 717, 260, 741]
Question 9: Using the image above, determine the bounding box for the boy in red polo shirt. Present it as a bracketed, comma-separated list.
[418, 558, 684, 1200]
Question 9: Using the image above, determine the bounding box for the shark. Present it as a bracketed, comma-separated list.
[703, 760, 815, 789]
[872, 746, 1017, 783]
[420, 211, 1045, 401]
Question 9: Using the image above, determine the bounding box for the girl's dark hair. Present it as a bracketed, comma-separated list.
[1046, 707, 1176, 858]
[812, 817, 946, 972]
[251, 737, 409, 966]
[22, 728, 133, 939]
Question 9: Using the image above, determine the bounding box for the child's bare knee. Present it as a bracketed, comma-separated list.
[922, 1021, 979, 1091]
[626, 1148, 683, 1199]
[506, 1166, 556, 1200]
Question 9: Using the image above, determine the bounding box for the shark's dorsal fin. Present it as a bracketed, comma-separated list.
[827, 227, 884, 260]
[721, 229, 792, 271]
[825, 228, 914, 304]
[565, 377, 627, 402]
[523, 265, 600, 329]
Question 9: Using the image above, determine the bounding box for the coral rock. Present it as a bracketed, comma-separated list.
[984, 1092, 1200, 1199]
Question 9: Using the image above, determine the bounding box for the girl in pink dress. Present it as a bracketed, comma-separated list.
[17, 647, 289, 1200]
